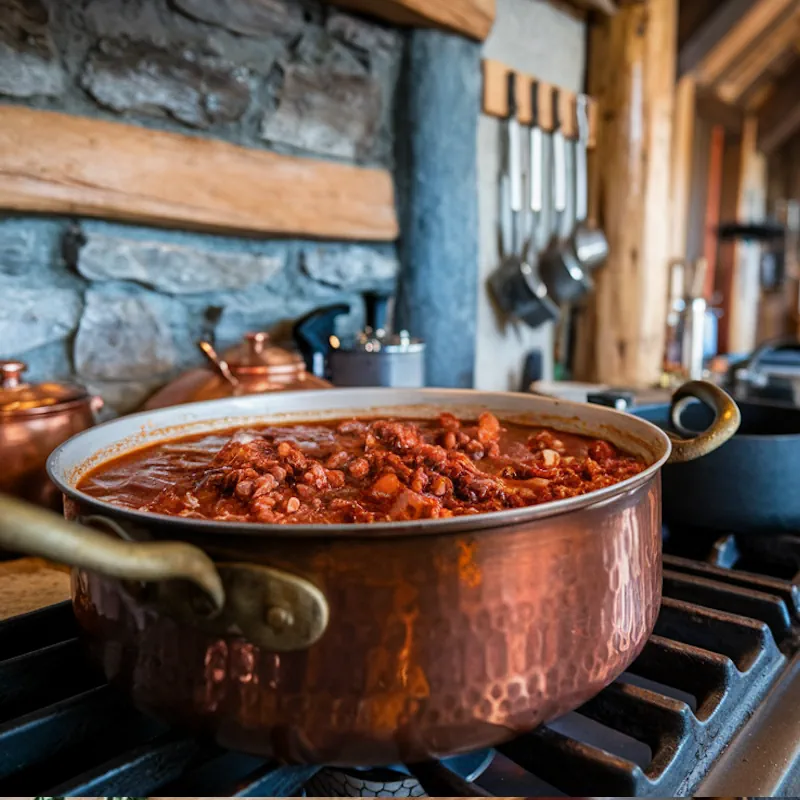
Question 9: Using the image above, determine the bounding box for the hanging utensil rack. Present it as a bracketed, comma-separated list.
[482, 59, 598, 148]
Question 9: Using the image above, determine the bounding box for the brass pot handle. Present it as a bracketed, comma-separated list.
[667, 380, 741, 464]
[0, 492, 224, 608]
[0, 494, 329, 651]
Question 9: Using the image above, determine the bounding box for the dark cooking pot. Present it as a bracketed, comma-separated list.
[0, 383, 739, 766]
[635, 397, 800, 534]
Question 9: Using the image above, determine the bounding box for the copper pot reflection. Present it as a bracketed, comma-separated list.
[0, 360, 102, 510]
[145, 332, 332, 410]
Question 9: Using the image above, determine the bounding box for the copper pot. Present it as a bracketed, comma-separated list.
[0, 360, 102, 510]
[0, 382, 739, 765]
[145, 332, 332, 410]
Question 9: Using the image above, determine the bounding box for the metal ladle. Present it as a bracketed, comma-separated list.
[540, 89, 593, 305]
[570, 94, 608, 272]
[488, 75, 559, 329]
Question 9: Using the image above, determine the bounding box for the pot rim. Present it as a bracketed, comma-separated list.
[47, 388, 672, 538]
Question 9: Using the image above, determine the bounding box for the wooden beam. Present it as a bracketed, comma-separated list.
[573, 0, 678, 387]
[325, 0, 495, 41]
[717, 137, 741, 353]
[559, 0, 618, 15]
[696, 88, 744, 133]
[715, 7, 800, 103]
[686, 0, 796, 86]
[759, 62, 800, 153]
[703, 125, 725, 301]
[670, 75, 697, 261]
[679, 0, 759, 77]
[728, 116, 766, 353]
[0, 106, 398, 241]
[744, 81, 775, 111]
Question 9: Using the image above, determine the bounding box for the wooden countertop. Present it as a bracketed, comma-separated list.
[0, 557, 70, 620]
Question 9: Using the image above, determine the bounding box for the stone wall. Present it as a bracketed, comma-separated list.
[0, 0, 401, 414]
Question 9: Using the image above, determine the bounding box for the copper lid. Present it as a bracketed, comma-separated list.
[0, 360, 90, 416]
[222, 332, 306, 381]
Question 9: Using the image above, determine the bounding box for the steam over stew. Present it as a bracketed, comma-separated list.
[78, 413, 646, 524]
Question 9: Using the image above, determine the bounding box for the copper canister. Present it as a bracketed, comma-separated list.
[145, 332, 332, 410]
[0, 360, 102, 510]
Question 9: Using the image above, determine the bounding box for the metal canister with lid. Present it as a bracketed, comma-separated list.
[293, 293, 427, 388]
[329, 327, 426, 388]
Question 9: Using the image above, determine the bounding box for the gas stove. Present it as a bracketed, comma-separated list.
[0, 528, 798, 797]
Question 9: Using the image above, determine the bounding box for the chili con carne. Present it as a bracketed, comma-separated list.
[77, 412, 646, 524]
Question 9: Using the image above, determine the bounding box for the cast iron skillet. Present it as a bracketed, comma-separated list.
[634, 397, 800, 534]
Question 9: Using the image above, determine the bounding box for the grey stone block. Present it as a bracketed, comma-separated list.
[171, 0, 306, 39]
[0, 218, 63, 279]
[0, 287, 82, 357]
[81, 38, 251, 128]
[302, 245, 397, 290]
[213, 279, 358, 349]
[74, 290, 181, 381]
[85, 378, 164, 417]
[12, 340, 74, 383]
[0, 0, 64, 98]
[261, 63, 380, 159]
[75, 232, 285, 294]
[325, 10, 399, 54]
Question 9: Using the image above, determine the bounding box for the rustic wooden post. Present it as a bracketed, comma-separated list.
[574, 0, 678, 387]
[671, 75, 697, 264]
[728, 115, 766, 354]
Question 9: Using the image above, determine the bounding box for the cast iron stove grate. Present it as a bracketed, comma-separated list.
[0, 534, 798, 798]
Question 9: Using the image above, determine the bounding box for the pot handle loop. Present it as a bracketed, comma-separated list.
[0, 493, 224, 610]
[667, 380, 741, 464]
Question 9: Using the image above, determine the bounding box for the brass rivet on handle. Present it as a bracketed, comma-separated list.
[266, 606, 294, 632]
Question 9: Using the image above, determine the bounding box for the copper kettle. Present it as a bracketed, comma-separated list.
[144, 332, 332, 410]
[0, 360, 103, 510]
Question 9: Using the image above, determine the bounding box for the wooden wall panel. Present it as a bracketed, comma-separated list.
[0, 106, 399, 242]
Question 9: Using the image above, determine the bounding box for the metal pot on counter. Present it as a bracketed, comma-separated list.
[293, 292, 426, 388]
[0, 380, 738, 765]
[145, 331, 332, 410]
[588, 380, 800, 534]
[0, 360, 103, 510]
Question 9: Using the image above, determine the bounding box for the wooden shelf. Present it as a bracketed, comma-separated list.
[326, 0, 495, 41]
[560, 0, 618, 15]
[482, 59, 598, 146]
[0, 106, 398, 242]
[550, 0, 619, 17]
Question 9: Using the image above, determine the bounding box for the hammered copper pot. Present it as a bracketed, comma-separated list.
[0, 384, 739, 766]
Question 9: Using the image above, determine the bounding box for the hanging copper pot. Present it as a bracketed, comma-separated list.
[0, 360, 103, 510]
[144, 332, 332, 410]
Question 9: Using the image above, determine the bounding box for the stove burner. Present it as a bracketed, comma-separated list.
[306, 751, 494, 797]
[1, 531, 799, 797]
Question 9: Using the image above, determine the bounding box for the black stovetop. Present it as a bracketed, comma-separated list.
[0, 529, 798, 798]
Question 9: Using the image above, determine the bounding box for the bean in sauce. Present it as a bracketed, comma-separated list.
[77, 412, 646, 524]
